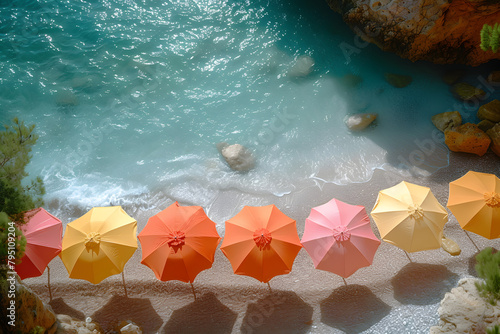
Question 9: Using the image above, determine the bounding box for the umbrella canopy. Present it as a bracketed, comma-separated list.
[447, 171, 500, 239]
[371, 181, 448, 253]
[16, 208, 63, 280]
[138, 202, 221, 283]
[301, 198, 380, 278]
[60, 206, 137, 284]
[220, 204, 302, 283]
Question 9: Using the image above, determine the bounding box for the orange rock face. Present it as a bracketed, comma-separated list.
[445, 123, 491, 156]
[327, 0, 500, 66]
[486, 123, 500, 157]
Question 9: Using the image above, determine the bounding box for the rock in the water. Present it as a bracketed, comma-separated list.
[326, 0, 500, 66]
[477, 120, 496, 133]
[340, 73, 363, 88]
[218, 143, 255, 172]
[345, 113, 377, 131]
[486, 123, 500, 157]
[442, 69, 465, 85]
[478, 99, 500, 123]
[0, 270, 57, 334]
[445, 123, 491, 156]
[287, 55, 314, 77]
[440, 236, 461, 256]
[451, 83, 486, 101]
[488, 71, 500, 85]
[430, 278, 500, 334]
[384, 73, 412, 88]
[431, 111, 462, 132]
[55, 89, 79, 106]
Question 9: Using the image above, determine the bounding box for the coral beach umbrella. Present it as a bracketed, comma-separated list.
[447, 171, 500, 239]
[220, 205, 302, 283]
[301, 199, 380, 279]
[60, 206, 137, 285]
[138, 202, 221, 286]
[371, 181, 448, 253]
[16, 208, 62, 281]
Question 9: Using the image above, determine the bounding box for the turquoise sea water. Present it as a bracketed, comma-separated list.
[0, 0, 497, 220]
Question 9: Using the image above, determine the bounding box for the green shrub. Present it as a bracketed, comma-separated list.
[481, 23, 500, 53]
[0, 212, 26, 267]
[487, 325, 500, 334]
[475, 248, 500, 305]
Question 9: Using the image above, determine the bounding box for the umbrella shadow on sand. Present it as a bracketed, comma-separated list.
[162, 292, 237, 334]
[49, 298, 86, 320]
[320, 284, 391, 333]
[240, 291, 313, 334]
[91, 295, 163, 333]
[391, 262, 459, 305]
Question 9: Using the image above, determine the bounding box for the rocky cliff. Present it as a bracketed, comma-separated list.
[326, 0, 500, 66]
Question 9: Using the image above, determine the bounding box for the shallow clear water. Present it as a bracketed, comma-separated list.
[0, 0, 496, 218]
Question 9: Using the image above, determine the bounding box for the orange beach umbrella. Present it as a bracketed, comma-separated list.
[220, 205, 302, 283]
[138, 202, 221, 283]
[447, 171, 500, 239]
[60, 206, 137, 284]
[371, 181, 448, 253]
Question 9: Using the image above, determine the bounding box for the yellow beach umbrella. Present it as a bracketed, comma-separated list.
[447, 171, 500, 239]
[60, 206, 137, 284]
[371, 181, 448, 253]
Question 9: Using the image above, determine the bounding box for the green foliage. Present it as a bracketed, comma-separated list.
[475, 248, 500, 305]
[487, 325, 500, 334]
[0, 212, 26, 266]
[481, 23, 500, 53]
[29, 326, 46, 334]
[0, 117, 45, 223]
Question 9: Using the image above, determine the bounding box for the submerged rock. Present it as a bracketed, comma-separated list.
[442, 69, 465, 85]
[384, 73, 412, 88]
[430, 278, 499, 334]
[345, 113, 377, 131]
[55, 89, 79, 106]
[431, 111, 462, 132]
[486, 123, 500, 157]
[287, 55, 314, 77]
[478, 100, 500, 123]
[488, 71, 500, 85]
[445, 123, 491, 156]
[340, 73, 363, 88]
[217, 142, 255, 172]
[451, 83, 486, 101]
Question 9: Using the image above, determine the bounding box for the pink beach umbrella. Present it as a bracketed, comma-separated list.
[16, 208, 63, 299]
[301, 198, 380, 279]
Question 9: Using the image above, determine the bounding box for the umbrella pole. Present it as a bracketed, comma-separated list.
[267, 282, 272, 292]
[47, 266, 52, 301]
[190, 282, 196, 300]
[403, 250, 412, 262]
[342, 278, 347, 287]
[122, 272, 128, 298]
[464, 231, 480, 253]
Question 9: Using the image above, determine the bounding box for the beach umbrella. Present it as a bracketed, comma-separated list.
[220, 204, 302, 284]
[301, 198, 380, 280]
[16, 208, 62, 299]
[60, 206, 137, 288]
[447, 171, 500, 239]
[371, 181, 448, 253]
[138, 202, 220, 297]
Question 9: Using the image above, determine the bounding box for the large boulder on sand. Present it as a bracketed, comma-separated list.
[444, 123, 491, 156]
[430, 278, 500, 334]
[487, 123, 500, 157]
[478, 100, 500, 123]
[217, 142, 255, 172]
[431, 111, 462, 132]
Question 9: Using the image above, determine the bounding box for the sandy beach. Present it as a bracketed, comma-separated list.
[24, 152, 500, 334]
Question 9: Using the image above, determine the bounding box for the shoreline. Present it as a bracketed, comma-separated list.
[24, 152, 500, 333]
